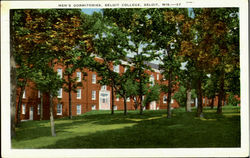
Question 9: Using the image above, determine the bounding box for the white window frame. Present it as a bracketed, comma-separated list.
[77, 89, 81, 99]
[113, 65, 120, 73]
[126, 97, 130, 102]
[57, 68, 62, 79]
[22, 104, 26, 114]
[150, 75, 155, 86]
[92, 74, 96, 84]
[163, 95, 167, 104]
[37, 104, 40, 115]
[157, 74, 159, 80]
[22, 90, 26, 99]
[92, 91, 96, 100]
[57, 88, 62, 98]
[77, 104, 81, 115]
[76, 72, 81, 82]
[114, 105, 117, 110]
[203, 98, 205, 104]
[101, 85, 107, 90]
[116, 96, 119, 101]
[57, 104, 62, 115]
[38, 90, 40, 98]
[92, 105, 96, 110]
[171, 99, 174, 104]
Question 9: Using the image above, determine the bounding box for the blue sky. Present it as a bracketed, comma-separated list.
[81, 9, 102, 15]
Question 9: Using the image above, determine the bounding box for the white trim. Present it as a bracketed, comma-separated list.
[76, 104, 81, 115]
[38, 90, 40, 98]
[22, 104, 26, 115]
[57, 68, 62, 79]
[37, 104, 40, 115]
[92, 90, 96, 100]
[22, 90, 26, 99]
[77, 89, 81, 99]
[92, 74, 96, 84]
[113, 65, 120, 73]
[57, 104, 62, 115]
[163, 95, 167, 104]
[57, 88, 62, 98]
[76, 72, 81, 82]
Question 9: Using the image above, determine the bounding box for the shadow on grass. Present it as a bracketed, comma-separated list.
[13, 107, 241, 148]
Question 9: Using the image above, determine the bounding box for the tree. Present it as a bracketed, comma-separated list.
[91, 11, 129, 115]
[143, 84, 161, 109]
[11, 9, 89, 136]
[104, 8, 158, 115]
[180, 8, 239, 116]
[149, 8, 186, 118]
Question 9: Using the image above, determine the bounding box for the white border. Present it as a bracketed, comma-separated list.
[1, 0, 249, 157]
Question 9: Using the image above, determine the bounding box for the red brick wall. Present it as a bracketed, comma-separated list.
[15, 60, 183, 121]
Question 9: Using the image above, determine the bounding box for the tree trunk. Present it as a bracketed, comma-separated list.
[139, 95, 143, 115]
[123, 96, 127, 115]
[197, 78, 203, 117]
[167, 71, 172, 118]
[217, 72, 224, 114]
[210, 97, 214, 109]
[40, 93, 43, 120]
[10, 10, 16, 138]
[10, 47, 16, 138]
[68, 75, 72, 119]
[49, 93, 56, 137]
[111, 86, 114, 115]
[186, 87, 192, 112]
[16, 84, 26, 126]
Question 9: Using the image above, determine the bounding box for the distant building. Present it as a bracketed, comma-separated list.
[16, 57, 179, 120]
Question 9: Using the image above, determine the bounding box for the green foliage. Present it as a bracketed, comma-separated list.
[227, 93, 240, 106]
[143, 84, 161, 106]
[173, 86, 197, 107]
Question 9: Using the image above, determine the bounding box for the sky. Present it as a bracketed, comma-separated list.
[81, 8, 189, 69]
[81, 9, 102, 15]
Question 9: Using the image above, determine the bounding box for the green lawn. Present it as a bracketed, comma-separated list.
[12, 106, 240, 148]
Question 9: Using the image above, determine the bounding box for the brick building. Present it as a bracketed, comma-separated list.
[16, 57, 180, 121]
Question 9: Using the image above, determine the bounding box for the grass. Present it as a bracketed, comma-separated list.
[11, 106, 240, 148]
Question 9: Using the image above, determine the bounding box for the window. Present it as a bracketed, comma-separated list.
[101, 85, 107, 90]
[57, 68, 62, 79]
[157, 74, 159, 80]
[57, 88, 62, 98]
[116, 95, 119, 101]
[37, 104, 40, 115]
[22, 90, 26, 98]
[126, 97, 130, 102]
[171, 99, 174, 104]
[92, 105, 96, 110]
[124, 67, 127, 73]
[142, 96, 145, 101]
[76, 72, 81, 82]
[92, 91, 96, 100]
[77, 105, 81, 115]
[22, 104, 26, 114]
[38, 90, 40, 98]
[101, 93, 108, 103]
[163, 95, 167, 104]
[113, 65, 119, 73]
[77, 89, 81, 99]
[114, 105, 117, 110]
[57, 104, 62, 115]
[203, 98, 205, 104]
[92, 74, 96, 84]
[150, 75, 155, 86]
